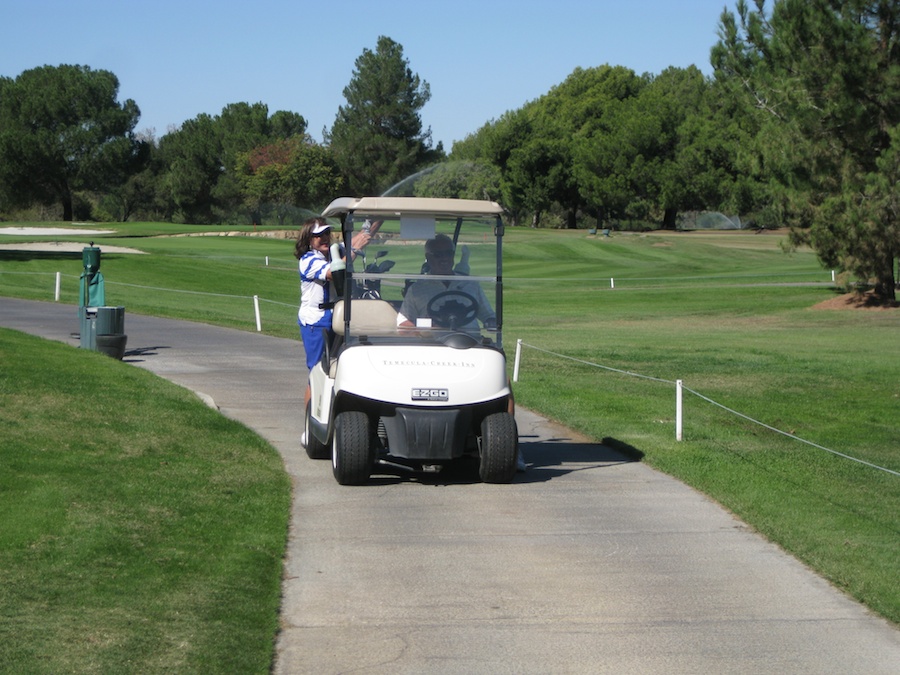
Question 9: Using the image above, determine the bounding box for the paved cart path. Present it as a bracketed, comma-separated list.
[3, 297, 898, 674]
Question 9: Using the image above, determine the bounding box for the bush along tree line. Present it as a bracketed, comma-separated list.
[0, 4, 897, 301]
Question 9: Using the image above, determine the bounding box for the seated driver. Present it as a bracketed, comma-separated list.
[397, 234, 496, 331]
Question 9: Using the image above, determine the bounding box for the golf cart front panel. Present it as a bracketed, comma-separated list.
[333, 343, 510, 408]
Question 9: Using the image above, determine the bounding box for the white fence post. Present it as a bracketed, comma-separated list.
[253, 295, 262, 332]
[265, 256, 269, 266]
[513, 339, 522, 383]
[611, 277, 615, 289]
[676, 379, 683, 441]
[55, 272, 61, 301]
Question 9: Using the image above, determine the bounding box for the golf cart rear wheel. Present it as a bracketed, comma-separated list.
[305, 402, 329, 459]
[332, 411, 374, 485]
[479, 412, 518, 483]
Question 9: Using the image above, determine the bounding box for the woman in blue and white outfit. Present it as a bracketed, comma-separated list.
[294, 218, 370, 419]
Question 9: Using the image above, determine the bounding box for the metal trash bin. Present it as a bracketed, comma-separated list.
[96, 306, 125, 335]
[95, 306, 127, 360]
[96, 333, 127, 360]
[80, 306, 127, 359]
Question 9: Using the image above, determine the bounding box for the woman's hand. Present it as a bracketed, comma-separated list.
[350, 231, 371, 253]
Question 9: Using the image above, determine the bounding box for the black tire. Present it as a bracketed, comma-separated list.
[479, 412, 518, 483]
[305, 402, 329, 459]
[332, 411, 373, 485]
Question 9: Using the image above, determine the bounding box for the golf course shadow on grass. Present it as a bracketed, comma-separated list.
[0, 249, 83, 262]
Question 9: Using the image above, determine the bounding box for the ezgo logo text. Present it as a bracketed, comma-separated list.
[411, 388, 449, 401]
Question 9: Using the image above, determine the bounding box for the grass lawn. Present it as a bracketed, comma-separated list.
[502, 228, 899, 624]
[0, 328, 291, 673]
[1, 222, 898, 672]
[509, 283, 899, 623]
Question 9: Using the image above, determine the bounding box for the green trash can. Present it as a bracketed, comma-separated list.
[96, 306, 125, 335]
[94, 306, 127, 360]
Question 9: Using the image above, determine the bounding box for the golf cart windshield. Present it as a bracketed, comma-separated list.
[323, 197, 505, 350]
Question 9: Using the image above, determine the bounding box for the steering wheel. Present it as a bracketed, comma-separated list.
[426, 290, 478, 329]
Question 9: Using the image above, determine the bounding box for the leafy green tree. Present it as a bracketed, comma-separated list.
[0, 64, 142, 220]
[411, 160, 502, 201]
[565, 66, 647, 224]
[569, 65, 742, 229]
[639, 67, 712, 228]
[451, 109, 534, 226]
[714, 0, 900, 300]
[279, 141, 344, 211]
[672, 75, 765, 223]
[268, 110, 308, 140]
[507, 131, 573, 227]
[158, 103, 308, 223]
[516, 66, 646, 228]
[235, 137, 343, 224]
[94, 149, 159, 222]
[325, 36, 442, 196]
[616, 66, 752, 230]
[454, 64, 748, 231]
[157, 113, 221, 223]
[454, 66, 645, 228]
[236, 140, 295, 223]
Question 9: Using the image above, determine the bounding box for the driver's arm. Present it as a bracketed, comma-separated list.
[472, 284, 497, 327]
[397, 284, 432, 329]
[397, 291, 421, 328]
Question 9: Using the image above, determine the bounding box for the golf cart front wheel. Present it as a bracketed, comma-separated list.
[479, 412, 518, 483]
[332, 411, 374, 485]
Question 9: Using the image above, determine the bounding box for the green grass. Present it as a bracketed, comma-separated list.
[1, 229, 303, 338]
[0, 329, 291, 673]
[1, 221, 899, 658]
[502, 231, 899, 623]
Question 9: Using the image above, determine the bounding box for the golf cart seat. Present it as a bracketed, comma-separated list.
[331, 299, 397, 336]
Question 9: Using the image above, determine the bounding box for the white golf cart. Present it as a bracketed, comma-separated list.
[304, 197, 518, 485]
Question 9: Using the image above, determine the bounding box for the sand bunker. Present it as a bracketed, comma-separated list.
[0, 226, 145, 253]
[0, 226, 115, 236]
[0, 241, 146, 254]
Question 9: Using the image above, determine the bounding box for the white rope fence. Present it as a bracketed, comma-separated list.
[4, 262, 838, 335]
[107, 279, 297, 333]
[2, 270, 296, 333]
[513, 339, 900, 478]
[505, 269, 836, 288]
[7, 267, 893, 477]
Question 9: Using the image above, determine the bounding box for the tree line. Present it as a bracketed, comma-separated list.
[0, 3, 897, 300]
[0, 36, 436, 226]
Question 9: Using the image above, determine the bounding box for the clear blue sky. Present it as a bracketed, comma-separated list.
[2, 0, 732, 149]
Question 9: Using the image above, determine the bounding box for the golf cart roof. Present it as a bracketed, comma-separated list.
[321, 196, 505, 219]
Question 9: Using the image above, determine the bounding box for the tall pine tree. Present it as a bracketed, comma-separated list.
[325, 36, 441, 196]
[714, 0, 900, 301]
